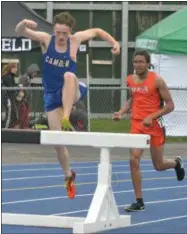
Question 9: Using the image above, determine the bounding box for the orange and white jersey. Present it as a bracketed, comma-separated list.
[126, 71, 163, 121]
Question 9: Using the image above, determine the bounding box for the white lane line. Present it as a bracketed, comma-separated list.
[2, 169, 172, 181]
[1, 165, 138, 173]
[2, 176, 182, 192]
[3, 162, 187, 173]
[2, 158, 155, 167]
[2, 185, 187, 205]
[129, 215, 187, 227]
[3, 158, 187, 167]
[51, 197, 187, 216]
[2, 161, 97, 167]
[2, 163, 157, 173]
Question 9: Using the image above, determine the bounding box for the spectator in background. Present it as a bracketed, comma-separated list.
[70, 100, 88, 131]
[16, 64, 40, 129]
[32, 100, 88, 131]
[2, 63, 18, 128]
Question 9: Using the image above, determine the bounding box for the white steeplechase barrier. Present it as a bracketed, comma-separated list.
[2, 131, 150, 233]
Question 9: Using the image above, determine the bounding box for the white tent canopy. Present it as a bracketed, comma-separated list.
[150, 54, 187, 137]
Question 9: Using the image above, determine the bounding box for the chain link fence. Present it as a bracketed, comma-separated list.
[2, 86, 187, 136]
[1, 86, 88, 132]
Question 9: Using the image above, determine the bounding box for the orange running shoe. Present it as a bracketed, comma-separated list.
[65, 170, 76, 199]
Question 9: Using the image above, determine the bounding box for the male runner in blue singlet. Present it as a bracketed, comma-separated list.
[15, 12, 120, 199]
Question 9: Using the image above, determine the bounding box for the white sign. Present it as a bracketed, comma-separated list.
[1, 38, 32, 52]
[136, 39, 158, 51]
[79, 44, 86, 52]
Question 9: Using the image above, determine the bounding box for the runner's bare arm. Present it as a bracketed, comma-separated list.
[149, 77, 174, 120]
[15, 19, 50, 45]
[70, 28, 120, 62]
[74, 28, 117, 44]
[118, 76, 134, 115]
[119, 91, 133, 116]
[73, 28, 120, 55]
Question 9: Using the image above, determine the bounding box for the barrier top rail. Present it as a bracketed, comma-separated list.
[2, 87, 187, 91]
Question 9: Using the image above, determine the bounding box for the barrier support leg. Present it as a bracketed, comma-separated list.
[73, 147, 131, 233]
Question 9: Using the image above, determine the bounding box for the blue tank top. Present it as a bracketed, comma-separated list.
[42, 35, 77, 93]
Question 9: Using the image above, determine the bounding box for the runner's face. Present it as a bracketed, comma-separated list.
[133, 55, 149, 76]
[54, 24, 71, 45]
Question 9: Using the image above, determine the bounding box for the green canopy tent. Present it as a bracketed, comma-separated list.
[135, 7, 187, 54]
[135, 7, 187, 137]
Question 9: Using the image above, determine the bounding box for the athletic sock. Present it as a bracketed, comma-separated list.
[136, 198, 144, 205]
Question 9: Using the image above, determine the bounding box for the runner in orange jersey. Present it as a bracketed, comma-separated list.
[113, 50, 185, 212]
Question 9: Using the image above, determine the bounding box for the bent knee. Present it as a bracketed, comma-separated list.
[64, 72, 76, 81]
[153, 163, 163, 171]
